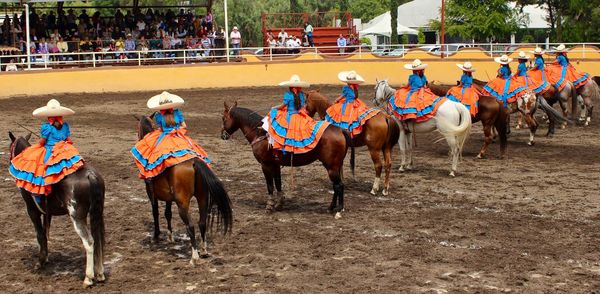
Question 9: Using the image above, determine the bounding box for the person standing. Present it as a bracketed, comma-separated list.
[337, 34, 347, 54]
[230, 26, 241, 56]
[304, 22, 313, 47]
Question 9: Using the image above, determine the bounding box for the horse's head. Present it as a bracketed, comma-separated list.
[373, 78, 391, 107]
[221, 101, 238, 140]
[517, 91, 537, 113]
[305, 89, 329, 119]
[8, 132, 32, 161]
[135, 113, 155, 141]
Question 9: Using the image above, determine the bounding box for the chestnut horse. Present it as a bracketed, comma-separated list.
[304, 90, 400, 195]
[221, 102, 348, 217]
[9, 132, 105, 288]
[136, 115, 233, 265]
[427, 82, 508, 158]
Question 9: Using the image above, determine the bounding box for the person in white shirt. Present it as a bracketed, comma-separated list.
[230, 26, 241, 56]
[5, 59, 18, 71]
[337, 34, 347, 54]
[277, 29, 288, 44]
[304, 22, 313, 47]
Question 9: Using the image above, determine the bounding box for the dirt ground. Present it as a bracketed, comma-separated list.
[0, 86, 599, 293]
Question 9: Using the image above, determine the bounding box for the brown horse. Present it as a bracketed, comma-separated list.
[137, 115, 233, 265]
[220, 102, 348, 217]
[9, 132, 105, 288]
[427, 83, 508, 158]
[304, 89, 400, 195]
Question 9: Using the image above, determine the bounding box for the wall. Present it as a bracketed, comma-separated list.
[1, 46, 598, 98]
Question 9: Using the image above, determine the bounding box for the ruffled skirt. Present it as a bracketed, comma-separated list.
[446, 86, 480, 117]
[9, 141, 84, 195]
[525, 70, 551, 94]
[389, 87, 445, 122]
[132, 129, 211, 179]
[482, 76, 528, 106]
[325, 98, 380, 137]
[268, 108, 329, 154]
[545, 64, 590, 89]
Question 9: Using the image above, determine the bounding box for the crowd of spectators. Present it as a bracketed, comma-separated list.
[264, 26, 359, 55]
[0, 7, 228, 62]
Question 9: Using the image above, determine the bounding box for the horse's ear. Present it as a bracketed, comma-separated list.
[233, 101, 238, 107]
[316, 87, 321, 92]
[132, 114, 140, 121]
[8, 132, 15, 142]
[25, 132, 32, 142]
[224, 101, 229, 111]
[375, 78, 379, 83]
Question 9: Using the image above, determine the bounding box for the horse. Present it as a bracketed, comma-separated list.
[472, 78, 567, 144]
[136, 115, 233, 265]
[576, 78, 600, 126]
[427, 82, 508, 159]
[221, 102, 348, 217]
[373, 80, 472, 177]
[8, 132, 105, 288]
[304, 89, 400, 196]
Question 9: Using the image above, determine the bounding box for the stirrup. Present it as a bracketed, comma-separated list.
[32, 195, 46, 214]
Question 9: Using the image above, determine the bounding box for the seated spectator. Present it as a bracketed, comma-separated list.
[136, 19, 146, 32]
[205, 10, 213, 31]
[278, 28, 288, 44]
[38, 37, 49, 61]
[93, 37, 103, 52]
[124, 33, 136, 57]
[48, 38, 59, 54]
[138, 35, 149, 56]
[79, 36, 93, 52]
[115, 37, 125, 59]
[56, 36, 69, 54]
[5, 59, 18, 71]
[200, 34, 211, 57]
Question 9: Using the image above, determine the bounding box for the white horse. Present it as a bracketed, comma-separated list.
[374, 79, 472, 177]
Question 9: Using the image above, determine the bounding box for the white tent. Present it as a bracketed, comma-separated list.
[396, 0, 441, 29]
[359, 11, 418, 37]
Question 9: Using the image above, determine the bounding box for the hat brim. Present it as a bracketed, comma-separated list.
[403, 64, 428, 70]
[338, 71, 365, 84]
[517, 55, 530, 60]
[32, 106, 75, 117]
[494, 57, 513, 65]
[456, 64, 476, 72]
[530, 50, 545, 55]
[147, 93, 185, 110]
[278, 81, 310, 88]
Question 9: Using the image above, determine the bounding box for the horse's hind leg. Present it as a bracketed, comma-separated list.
[195, 194, 209, 257]
[382, 146, 392, 196]
[583, 94, 593, 126]
[368, 148, 383, 195]
[176, 199, 199, 265]
[398, 131, 408, 171]
[67, 205, 95, 288]
[327, 167, 344, 219]
[524, 114, 538, 146]
[145, 181, 160, 242]
[478, 122, 493, 159]
[165, 201, 173, 242]
[273, 166, 284, 209]
[261, 165, 276, 211]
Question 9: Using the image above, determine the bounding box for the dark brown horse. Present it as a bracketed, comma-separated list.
[137, 115, 233, 265]
[427, 83, 508, 158]
[305, 90, 400, 195]
[220, 102, 348, 217]
[8, 132, 105, 288]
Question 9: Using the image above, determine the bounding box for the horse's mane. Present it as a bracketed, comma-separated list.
[230, 107, 264, 128]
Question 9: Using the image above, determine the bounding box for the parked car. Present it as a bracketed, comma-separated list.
[372, 48, 392, 56]
[387, 48, 409, 56]
[418, 45, 441, 55]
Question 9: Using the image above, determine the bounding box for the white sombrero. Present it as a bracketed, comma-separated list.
[456, 62, 476, 72]
[530, 47, 545, 55]
[147, 91, 185, 110]
[404, 59, 428, 70]
[494, 54, 513, 65]
[32, 99, 75, 117]
[517, 51, 530, 60]
[338, 70, 365, 84]
[553, 43, 567, 53]
[278, 74, 310, 88]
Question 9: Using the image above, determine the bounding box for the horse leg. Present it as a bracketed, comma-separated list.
[406, 130, 415, 170]
[524, 113, 538, 146]
[21, 191, 47, 268]
[382, 146, 392, 196]
[145, 181, 160, 242]
[273, 165, 284, 209]
[369, 148, 383, 196]
[176, 200, 199, 265]
[165, 201, 173, 242]
[477, 122, 493, 159]
[398, 130, 408, 172]
[445, 135, 459, 177]
[327, 167, 344, 219]
[583, 94, 593, 126]
[195, 194, 209, 257]
[516, 112, 523, 129]
[261, 164, 276, 211]
[557, 95, 569, 129]
[67, 203, 95, 288]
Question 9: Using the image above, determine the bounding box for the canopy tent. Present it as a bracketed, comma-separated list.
[509, 2, 551, 29]
[359, 11, 418, 37]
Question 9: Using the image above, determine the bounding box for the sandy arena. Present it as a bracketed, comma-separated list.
[0, 86, 599, 292]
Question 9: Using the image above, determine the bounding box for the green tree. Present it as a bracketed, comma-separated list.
[431, 0, 526, 42]
[390, 0, 399, 44]
[348, 0, 390, 23]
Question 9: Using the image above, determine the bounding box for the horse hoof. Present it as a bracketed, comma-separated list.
[95, 273, 106, 283]
[382, 189, 389, 196]
[515, 125, 521, 130]
[476, 154, 483, 159]
[528, 141, 535, 146]
[370, 189, 377, 196]
[167, 232, 174, 243]
[83, 277, 94, 288]
[398, 167, 405, 172]
[449, 171, 455, 177]
[334, 212, 342, 219]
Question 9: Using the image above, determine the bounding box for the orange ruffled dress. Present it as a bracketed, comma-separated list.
[389, 74, 445, 122]
[267, 91, 329, 153]
[482, 65, 528, 106]
[325, 86, 380, 137]
[545, 54, 590, 89]
[131, 109, 211, 179]
[446, 74, 480, 118]
[526, 56, 552, 94]
[9, 122, 84, 195]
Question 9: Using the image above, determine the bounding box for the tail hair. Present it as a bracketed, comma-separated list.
[88, 169, 105, 264]
[194, 159, 233, 236]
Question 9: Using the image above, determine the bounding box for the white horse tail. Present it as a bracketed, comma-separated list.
[436, 102, 472, 138]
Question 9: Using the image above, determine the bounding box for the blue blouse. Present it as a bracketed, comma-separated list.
[533, 56, 544, 70]
[40, 122, 71, 162]
[408, 74, 427, 90]
[517, 62, 528, 77]
[499, 65, 511, 79]
[557, 54, 568, 66]
[155, 109, 185, 132]
[282, 91, 306, 122]
[460, 73, 473, 88]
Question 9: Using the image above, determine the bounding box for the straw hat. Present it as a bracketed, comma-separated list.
[32, 99, 75, 117]
[338, 70, 365, 84]
[147, 91, 185, 110]
[456, 62, 476, 72]
[553, 43, 567, 53]
[517, 51, 530, 60]
[403, 59, 428, 70]
[530, 47, 545, 55]
[278, 74, 310, 88]
[494, 55, 513, 65]
[233, 26, 238, 30]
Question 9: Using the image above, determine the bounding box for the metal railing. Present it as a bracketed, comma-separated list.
[1, 42, 599, 71]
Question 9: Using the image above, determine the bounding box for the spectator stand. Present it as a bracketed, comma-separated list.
[261, 12, 355, 55]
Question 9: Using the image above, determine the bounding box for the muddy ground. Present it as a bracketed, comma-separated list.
[0, 86, 599, 293]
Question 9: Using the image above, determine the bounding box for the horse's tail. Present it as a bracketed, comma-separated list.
[568, 82, 579, 119]
[342, 130, 355, 177]
[493, 99, 509, 157]
[194, 159, 233, 235]
[538, 94, 569, 125]
[385, 115, 400, 149]
[88, 169, 105, 265]
[436, 101, 472, 158]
